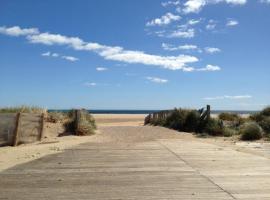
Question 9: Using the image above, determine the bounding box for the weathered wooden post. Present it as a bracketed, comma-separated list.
[39, 113, 45, 141]
[12, 112, 21, 146]
[206, 105, 211, 121]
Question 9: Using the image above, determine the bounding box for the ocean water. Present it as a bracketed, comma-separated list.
[48, 109, 259, 115]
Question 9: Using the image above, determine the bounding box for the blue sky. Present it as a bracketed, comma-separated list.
[0, 0, 269, 110]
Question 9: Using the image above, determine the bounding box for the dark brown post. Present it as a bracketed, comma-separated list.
[12, 112, 21, 146]
[39, 113, 45, 141]
[206, 105, 211, 121]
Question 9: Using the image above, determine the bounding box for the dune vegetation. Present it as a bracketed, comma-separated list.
[0, 106, 96, 136]
[0, 106, 46, 114]
[147, 106, 270, 141]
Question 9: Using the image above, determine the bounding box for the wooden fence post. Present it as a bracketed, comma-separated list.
[206, 105, 211, 121]
[39, 113, 45, 141]
[12, 112, 21, 146]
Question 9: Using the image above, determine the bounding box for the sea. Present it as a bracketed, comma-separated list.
[48, 109, 259, 115]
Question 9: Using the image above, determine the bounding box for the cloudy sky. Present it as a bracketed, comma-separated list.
[0, 0, 269, 110]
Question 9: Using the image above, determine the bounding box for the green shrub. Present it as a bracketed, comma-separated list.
[218, 112, 240, 121]
[152, 118, 166, 126]
[250, 113, 264, 122]
[258, 117, 270, 134]
[164, 109, 188, 131]
[218, 112, 246, 129]
[249, 106, 270, 135]
[64, 110, 96, 135]
[250, 106, 270, 121]
[83, 112, 97, 130]
[240, 122, 263, 141]
[261, 107, 270, 116]
[204, 118, 224, 136]
[184, 110, 201, 132]
[223, 128, 237, 137]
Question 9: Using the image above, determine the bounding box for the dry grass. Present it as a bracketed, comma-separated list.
[0, 106, 46, 114]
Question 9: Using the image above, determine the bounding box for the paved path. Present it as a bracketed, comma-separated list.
[1, 126, 270, 199]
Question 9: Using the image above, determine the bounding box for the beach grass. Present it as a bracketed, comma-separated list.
[0, 106, 46, 114]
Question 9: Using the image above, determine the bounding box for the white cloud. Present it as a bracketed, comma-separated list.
[187, 19, 201, 25]
[52, 53, 59, 57]
[197, 64, 221, 71]
[168, 28, 195, 38]
[41, 51, 78, 62]
[203, 95, 252, 100]
[206, 24, 216, 30]
[206, 19, 217, 30]
[204, 47, 221, 54]
[27, 32, 84, 48]
[175, 64, 221, 72]
[260, 0, 270, 4]
[41, 51, 50, 56]
[226, 19, 239, 26]
[61, 56, 78, 62]
[183, 67, 196, 72]
[183, 0, 206, 13]
[96, 67, 108, 71]
[161, 0, 180, 7]
[1, 25, 200, 71]
[183, 0, 247, 14]
[146, 13, 181, 26]
[162, 43, 198, 51]
[0, 26, 39, 36]
[146, 77, 168, 83]
[84, 82, 97, 87]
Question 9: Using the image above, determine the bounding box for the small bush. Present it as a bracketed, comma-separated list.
[152, 118, 166, 126]
[240, 122, 263, 141]
[76, 110, 96, 135]
[223, 128, 237, 137]
[258, 117, 270, 134]
[250, 113, 264, 122]
[204, 118, 224, 136]
[249, 106, 270, 136]
[261, 107, 270, 117]
[218, 112, 240, 121]
[46, 112, 65, 123]
[184, 110, 201, 132]
[64, 110, 96, 135]
[164, 109, 188, 131]
[83, 112, 97, 130]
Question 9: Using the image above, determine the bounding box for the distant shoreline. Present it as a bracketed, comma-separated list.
[48, 109, 259, 115]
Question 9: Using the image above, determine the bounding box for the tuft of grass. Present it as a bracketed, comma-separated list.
[164, 109, 189, 131]
[258, 117, 270, 135]
[240, 122, 263, 141]
[183, 110, 201, 132]
[46, 112, 66, 123]
[203, 118, 224, 136]
[223, 127, 237, 137]
[0, 106, 46, 114]
[261, 107, 270, 117]
[149, 108, 226, 136]
[64, 110, 96, 136]
[218, 112, 240, 121]
[250, 106, 270, 135]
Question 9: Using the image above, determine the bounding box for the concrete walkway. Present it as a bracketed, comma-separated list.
[0, 126, 270, 199]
